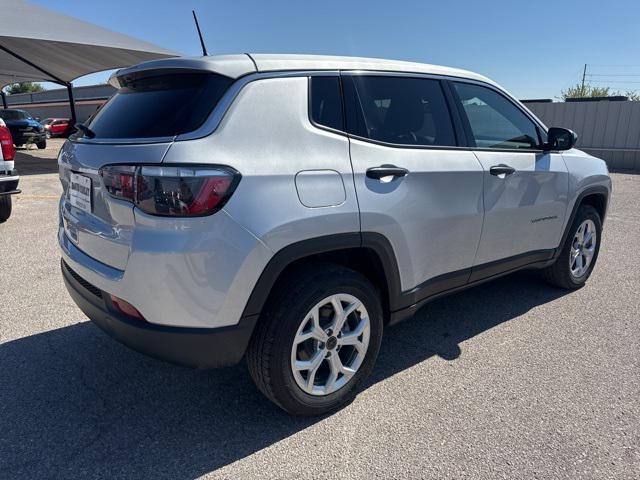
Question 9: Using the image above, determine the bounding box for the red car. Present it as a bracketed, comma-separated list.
[42, 118, 71, 137]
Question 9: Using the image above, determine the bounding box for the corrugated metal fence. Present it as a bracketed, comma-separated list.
[525, 100, 640, 171]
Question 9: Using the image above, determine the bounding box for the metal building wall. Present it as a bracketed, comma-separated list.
[525, 100, 640, 171]
[6, 84, 116, 104]
[7, 101, 105, 123]
[5, 84, 115, 123]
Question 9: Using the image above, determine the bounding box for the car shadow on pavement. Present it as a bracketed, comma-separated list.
[14, 147, 61, 176]
[0, 270, 569, 479]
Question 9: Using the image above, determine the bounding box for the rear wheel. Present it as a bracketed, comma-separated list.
[37, 139, 47, 149]
[542, 204, 602, 289]
[247, 264, 383, 416]
[0, 195, 12, 223]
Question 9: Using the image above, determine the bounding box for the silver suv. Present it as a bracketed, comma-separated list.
[59, 54, 611, 415]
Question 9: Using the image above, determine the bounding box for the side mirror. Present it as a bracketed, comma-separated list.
[546, 127, 577, 151]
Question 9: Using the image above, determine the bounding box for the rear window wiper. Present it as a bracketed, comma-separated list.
[75, 123, 96, 139]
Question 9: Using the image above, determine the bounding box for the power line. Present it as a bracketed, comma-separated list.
[586, 73, 640, 77]
[587, 80, 640, 84]
[584, 64, 640, 68]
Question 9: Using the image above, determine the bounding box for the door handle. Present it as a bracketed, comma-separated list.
[489, 164, 516, 176]
[366, 165, 409, 180]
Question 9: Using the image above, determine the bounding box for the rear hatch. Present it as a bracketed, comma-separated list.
[59, 70, 234, 270]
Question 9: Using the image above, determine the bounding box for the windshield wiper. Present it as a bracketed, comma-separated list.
[75, 123, 96, 139]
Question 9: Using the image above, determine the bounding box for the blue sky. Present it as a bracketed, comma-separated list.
[31, 0, 640, 99]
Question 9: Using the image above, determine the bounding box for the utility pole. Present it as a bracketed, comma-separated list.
[581, 64, 588, 90]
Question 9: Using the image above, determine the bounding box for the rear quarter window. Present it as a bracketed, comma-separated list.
[86, 72, 233, 139]
[309, 76, 344, 132]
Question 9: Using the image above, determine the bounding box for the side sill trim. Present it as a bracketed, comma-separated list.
[468, 249, 554, 283]
[389, 250, 556, 325]
[242, 232, 558, 324]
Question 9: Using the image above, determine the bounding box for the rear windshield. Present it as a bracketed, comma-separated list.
[0, 110, 29, 121]
[86, 72, 233, 139]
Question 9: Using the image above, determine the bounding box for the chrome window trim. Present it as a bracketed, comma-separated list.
[177, 69, 513, 143]
[339, 71, 548, 135]
[73, 67, 548, 150]
[72, 135, 177, 145]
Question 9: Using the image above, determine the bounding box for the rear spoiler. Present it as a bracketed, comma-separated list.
[109, 55, 256, 88]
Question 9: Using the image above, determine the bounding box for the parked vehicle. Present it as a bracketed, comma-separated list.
[42, 118, 71, 138]
[58, 55, 611, 416]
[0, 118, 19, 222]
[0, 109, 46, 149]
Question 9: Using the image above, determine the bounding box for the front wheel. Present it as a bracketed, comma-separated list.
[0, 195, 12, 223]
[542, 204, 602, 289]
[247, 264, 383, 416]
[37, 139, 47, 149]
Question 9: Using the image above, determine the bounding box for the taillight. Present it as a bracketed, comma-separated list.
[99, 164, 240, 217]
[0, 126, 15, 161]
[101, 165, 136, 201]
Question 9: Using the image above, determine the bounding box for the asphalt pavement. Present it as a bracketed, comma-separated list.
[1, 140, 638, 479]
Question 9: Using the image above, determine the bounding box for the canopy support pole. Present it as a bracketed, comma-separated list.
[66, 82, 77, 127]
[0, 44, 79, 133]
[0, 44, 65, 84]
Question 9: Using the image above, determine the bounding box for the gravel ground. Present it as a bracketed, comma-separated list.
[1, 141, 638, 479]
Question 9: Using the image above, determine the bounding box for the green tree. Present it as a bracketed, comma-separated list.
[560, 83, 592, 99]
[6, 82, 45, 94]
[561, 82, 638, 101]
[589, 86, 613, 97]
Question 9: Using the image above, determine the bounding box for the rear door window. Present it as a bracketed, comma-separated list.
[342, 75, 456, 147]
[86, 72, 233, 139]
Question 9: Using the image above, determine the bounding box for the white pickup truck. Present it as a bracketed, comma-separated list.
[0, 117, 20, 222]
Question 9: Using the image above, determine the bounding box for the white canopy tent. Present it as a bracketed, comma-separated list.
[0, 0, 179, 126]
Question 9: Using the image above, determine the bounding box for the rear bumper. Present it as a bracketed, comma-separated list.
[58, 195, 271, 330]
[0, 172, 20, 196]
[61, 259, 259, 368]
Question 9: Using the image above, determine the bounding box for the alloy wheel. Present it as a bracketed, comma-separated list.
[290, 293, 370, 396]
[570, 219, 597, 278]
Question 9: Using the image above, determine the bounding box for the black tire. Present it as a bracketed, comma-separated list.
[542, 204, 602, 289]
[247, 264, 383, 416]
[0, 195, 12, 223]
[37, 140, 47, 150]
